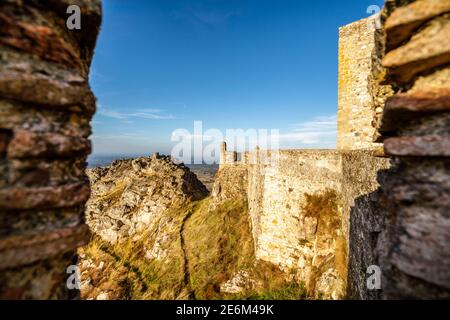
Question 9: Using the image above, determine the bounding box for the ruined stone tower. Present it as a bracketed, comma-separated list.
[337, 17, 391, 150]
[0, 0, 102, 299]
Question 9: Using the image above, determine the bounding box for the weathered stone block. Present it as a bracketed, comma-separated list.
[385, 0, 450, 50]
[384, 134, 450, 156]
[0, 59, 96, 114]
[7, 130, 91, 158]
[0, 182, 91, 210]
[0, 224, 90, 269]
[383, 15, 450, 83]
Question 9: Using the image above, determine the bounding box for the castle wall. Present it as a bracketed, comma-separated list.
[219, 142, 396, 299]
[248, 150, 341, 264]
[0, 1, 101, 299]
[212, 1, 450, 300]
[248, 150, 345, 298]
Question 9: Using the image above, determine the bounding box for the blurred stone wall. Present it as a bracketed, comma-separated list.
[0, 0, 101, 299]
[341, 151, 391, 299]
[377, 0, 450, 299]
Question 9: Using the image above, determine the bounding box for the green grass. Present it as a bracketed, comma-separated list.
[302, 189, 347, 297]
[239, 282, 307, 300]
[184, 199, 254, 299]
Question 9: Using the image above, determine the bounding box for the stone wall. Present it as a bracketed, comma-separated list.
[242, 148, 392, 299]
[219, 142, 397, 300]
[219, 146, 347, 298]
[337, 18, 391, 150]
[376, 0, 450, 299]
[219, 141, 251, 167]
[248, 150, 345, 298]
[0, 0, 101, 299]
[337, 0, 450, 299]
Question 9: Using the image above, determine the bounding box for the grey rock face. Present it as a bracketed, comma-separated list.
[86, 155, 209, 243]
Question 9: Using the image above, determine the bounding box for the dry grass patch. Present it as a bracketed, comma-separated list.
[80, 197, 311, 300]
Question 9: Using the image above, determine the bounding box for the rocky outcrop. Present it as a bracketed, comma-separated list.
[78, 155, 209, 299]
[86, 154, 209, 243]
[0, 0, 101, 299]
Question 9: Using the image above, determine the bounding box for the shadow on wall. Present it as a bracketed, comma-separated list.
[339, 151, 392, 300]
[346, 166, 394, 300]
[349, 158, 450, 300]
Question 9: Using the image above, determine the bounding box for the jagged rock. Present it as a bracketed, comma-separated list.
[220, 270, 258, 294]
[96, 292, 109, 300]
[315, 268, 346, 300]
[86, 154, 208, 243]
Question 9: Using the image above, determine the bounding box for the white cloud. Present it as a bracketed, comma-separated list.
[91, 132, 149, 140]
[98, 107, 127, 119]
[98, 106, 174, 120]
[275, 114, 337, 148]
[292, 115, 337, 133]
[130, 109, 174, 120]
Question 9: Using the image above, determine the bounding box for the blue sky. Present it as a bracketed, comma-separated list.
[90, 0, 383, 156]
